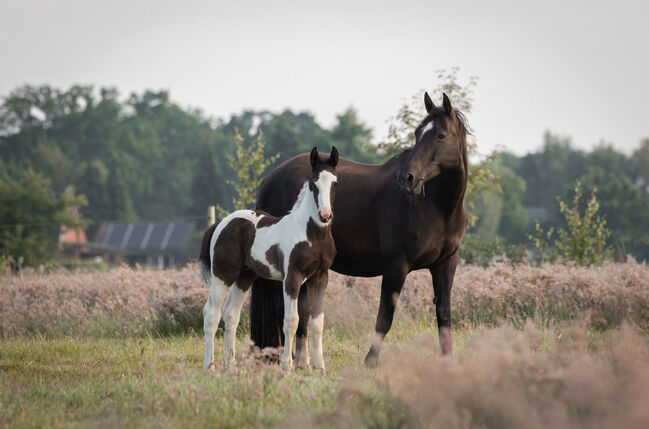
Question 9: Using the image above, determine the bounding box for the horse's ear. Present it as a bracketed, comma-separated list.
[328, 146, 339, 168]
[310, 147, 319, 168]
[424, 92, 435, 113]
[442, 92, 453, 116]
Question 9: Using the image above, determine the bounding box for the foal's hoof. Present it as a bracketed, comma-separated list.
[280, 361, 293, 372]
[313, 366, 326, 376]
[364, 351, 379, 368]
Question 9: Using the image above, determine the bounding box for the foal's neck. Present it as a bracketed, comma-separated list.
[288, 182, 319, 224]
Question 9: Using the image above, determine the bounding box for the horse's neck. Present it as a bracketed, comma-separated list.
[423, 149, 468, 214]
[288, 187, 317, 224]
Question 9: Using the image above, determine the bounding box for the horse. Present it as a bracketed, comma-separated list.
[198, 146, 339, 371]
[250, 93, 468, 367]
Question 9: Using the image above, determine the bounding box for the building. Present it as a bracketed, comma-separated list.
[90, 221, 196, 268]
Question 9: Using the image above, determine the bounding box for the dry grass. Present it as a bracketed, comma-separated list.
[2, 262, 649, 428]
[318, 323, 649, 429]
[2, 260, 649, 338]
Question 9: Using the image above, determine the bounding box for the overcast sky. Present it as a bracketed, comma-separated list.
[1, 0, 647, 155]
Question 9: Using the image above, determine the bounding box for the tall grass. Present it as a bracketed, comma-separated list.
[2, 260, 649, 338]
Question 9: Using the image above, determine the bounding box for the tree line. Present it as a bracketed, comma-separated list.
[1, 83, 648, 267]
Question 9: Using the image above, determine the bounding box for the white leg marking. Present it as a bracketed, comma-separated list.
[309, 313, 325, 372]
[222, 284, 248, 368]
[281, 291, 299, 371]
[203, 276, 229, 371]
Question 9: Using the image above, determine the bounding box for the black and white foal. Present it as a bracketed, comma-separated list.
[198, 146, 338, 371]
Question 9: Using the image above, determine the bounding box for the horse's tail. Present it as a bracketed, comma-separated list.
[250, 278, 285, 348]
[198, 223, 217, 288]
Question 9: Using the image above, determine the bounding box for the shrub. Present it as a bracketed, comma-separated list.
[530, 181, 610, 265]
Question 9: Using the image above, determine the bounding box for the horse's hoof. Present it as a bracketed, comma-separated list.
[203, 362, 216, 372]
[313, 366, 326, 375]
[295, 360, 310, 370]
[364, 351, 379, 368]
[280, 361, 293, 372]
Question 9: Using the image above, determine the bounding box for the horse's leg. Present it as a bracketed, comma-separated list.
[222, 273, 254, 367]
[365, 260, 409, 368]
[308, 270, 328, 372]
[203, 276, 230, 371]
[281, 272, 303, 371]
[295, 284, 310, 369]
[430, 252, 458, 355]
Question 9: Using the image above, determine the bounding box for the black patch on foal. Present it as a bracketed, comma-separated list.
[284, 218, 336, 299]
[212, 217, 272, 284]
[255, 210, 281, 228]
[265, 244, 285, 278]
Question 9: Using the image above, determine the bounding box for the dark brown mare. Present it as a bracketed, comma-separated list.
[251, 93, 468, 367]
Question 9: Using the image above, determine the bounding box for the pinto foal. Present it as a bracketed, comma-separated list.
[199, 146, 338, 371]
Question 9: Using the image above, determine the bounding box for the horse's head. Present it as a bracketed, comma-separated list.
[397, 92, 467, 196]
[309, 146, 339, 225]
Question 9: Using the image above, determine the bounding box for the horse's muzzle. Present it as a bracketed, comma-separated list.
[397, 171, 424, 195]
[318, 209, 332, 224]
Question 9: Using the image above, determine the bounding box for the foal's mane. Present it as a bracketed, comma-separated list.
[288, 181, 310, 214]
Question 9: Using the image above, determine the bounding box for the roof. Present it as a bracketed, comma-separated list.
[93, 222, 195, 254]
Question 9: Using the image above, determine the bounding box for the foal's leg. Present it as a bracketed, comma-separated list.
[430, 252, 458, 355]
[222, 273, 255, 367]
[365, 260, 409, 368]
[203, 276, 230, 371]
[308, 271, 328, 372]
[294, 285, 310, 369]
[281, 273, 303, 371]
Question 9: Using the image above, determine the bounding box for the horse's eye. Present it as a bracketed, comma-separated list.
[438, 133, 446, 139]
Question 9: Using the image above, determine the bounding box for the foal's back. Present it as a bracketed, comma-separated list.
[208, 209, 295, 284]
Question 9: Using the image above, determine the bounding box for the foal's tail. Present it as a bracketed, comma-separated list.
[198, 223, 217, 288]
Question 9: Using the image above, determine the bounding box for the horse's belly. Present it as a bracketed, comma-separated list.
[330, 253, 384, 277]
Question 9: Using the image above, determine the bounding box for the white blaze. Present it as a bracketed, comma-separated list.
[314, 170, 337, 218]
[419, 121, 434, 142]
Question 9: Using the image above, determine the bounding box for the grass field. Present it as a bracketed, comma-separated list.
[2, 262, 649, 428]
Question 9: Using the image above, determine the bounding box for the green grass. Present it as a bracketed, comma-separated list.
[0, 317, 435, 428]
[2, 316, 646, 429]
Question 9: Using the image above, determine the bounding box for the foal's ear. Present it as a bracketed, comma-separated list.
[327, 146, 339, 168]
[442, 92, 453, 116]
[424, 92, 435, 113]
[310, 147, 319, 168]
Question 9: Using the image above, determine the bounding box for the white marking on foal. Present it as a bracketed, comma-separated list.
[313, 171, 337, 227]
[309, 313, 325, 371]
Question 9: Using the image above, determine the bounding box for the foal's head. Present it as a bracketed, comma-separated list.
[308, 146, 339, 225]
[397, 92, 468, 196]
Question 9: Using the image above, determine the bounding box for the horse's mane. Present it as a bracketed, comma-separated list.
[289, 181, 310, 214]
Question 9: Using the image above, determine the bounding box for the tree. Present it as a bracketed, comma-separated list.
[575, 167, 649, 259]
[329, 108, 377, 163]
[216, 130, 279, 218]
[0, 170, 87, 268]
[529, 181, 610, 266]
[630, 138, 649, 194]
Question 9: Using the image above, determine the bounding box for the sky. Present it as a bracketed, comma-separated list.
[1, 0, 648, 155]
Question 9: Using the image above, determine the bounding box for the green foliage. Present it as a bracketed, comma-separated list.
[472, 163, 528, 242]
[0, 170, 87, 268]
[216, 130, 279, 219]
[459, 233, 526, 267]
[529, 181, 610, 265]
[575, 167, 649, 259]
